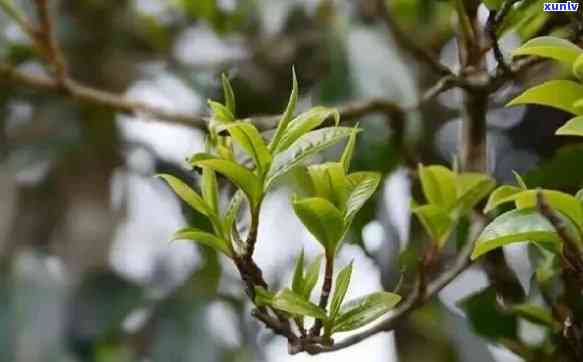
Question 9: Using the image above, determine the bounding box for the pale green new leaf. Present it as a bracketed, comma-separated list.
[272, 289, 327, 320]
[513, 170, 528, 190]
[157, 174, 212, 216]
[202, 167, 220, 214]
[340, 125, 359, 172]
[332, 292, 402, 333]
[254, 286, 275, 307]
[344, 172, 381, 225]
[484, 185, 523, 213]
[507, 80, 583, 115]
[511, 36, 583, 65]
[226, 122, 271, 173]
[471, 208, 573, 260]
[190, 153, 263, 209]
[308, 163, 351, 210]
[514, 190, 583, 231]
[556, 116, 583, 137]
[302, 255, 322, 299]
[574, 54, 583, 81]
[418, 165, 457, 209]
[275, 106, 341, 152]
[222, 74, 236, 115]
[454, 173, 496, 213]
[412, 204, 454, 248]
[269, 69, 298, 152]
[291, 250, 305, 294]
[172, 227, 232, 257]
[292, 197, 345, 255]
[329, 262, 353, 320]
[209, 100, 235, 124]
[265, 127, 355, 190]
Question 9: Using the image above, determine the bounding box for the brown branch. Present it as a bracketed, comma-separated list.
[32, 0, 67, 83]
[310, 256, 334, 336]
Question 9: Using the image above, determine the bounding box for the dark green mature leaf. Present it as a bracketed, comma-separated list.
[269, 69, 298, 152]
[460, 287, 517, 340]
[511, 36, 583, 65]
[275, 107, 341, 152]
[471, 208, 570, 260]
[511, 304, 557, 329]
[556, 116, 583, 137]
[157, 174, 212, 216]
[418, 164, 457, 209]
[292, 197, 345, 255]
[172, 227, 232, 257]
[507, 80, 583, 115]
[272, 289, 327, 319]
[190, 153, 263, 209]
[345, 172, 381, 225]
[412, 204, 454, 247]
[266, 127, 355, 190]
[329, 262, 353, 321]
[302, 255, 322, 299]
[332, 292, 401, 333]
[222, 74, 236, 115]
[226, 122, 271, 173]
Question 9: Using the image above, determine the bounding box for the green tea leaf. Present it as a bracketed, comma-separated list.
[514, 190, 583, 231]
[412, 204, 454, 248]
[275, 106, 341, 152]
[266, 127, 355, 190]
[344, 172, 381, 226]
[574, 54, 583, 81]
[454, 173, 496, 213]
[418, 164, 457, 209]
[459, 287, 517, 340]
[209, 100, 235, 124]
[157, 174, 212, 216]
[484, 185, 523, 213]
[190, 153, 263, 209]
[556, 116, 583, 137]
[272, 289, 327, 319]
[254, 286, 275, 307]
[202, 167, 220, 214]
[225, 122, 271, 174]
[332, 292, 401, 333]
[172, 227, 232, 257]
[269, 69, 298, 152]
[511, 36, 583, 65]
[308, 163, 351, 210]
[340, 125, 359, 172]
[222, 73, 236, 115]
[471, 208, 571, 260]
[507, 80, 583, 115]
[291, 250, 305, 294]
[292, 197, 345, 255]
[223, 190, 244, 239]
[329, 262, 353, 321]
[302, 254, 322, 299]
[513, 171, 528, 190]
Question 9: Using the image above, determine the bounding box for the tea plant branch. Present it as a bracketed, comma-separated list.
[485, 0, 519, 75]
[298, 214, 486, 355]
[31, 0, 67, 83]
[310, 255, 334, 336]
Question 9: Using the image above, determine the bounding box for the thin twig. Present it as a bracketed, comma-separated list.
[32, 0, 67, 83]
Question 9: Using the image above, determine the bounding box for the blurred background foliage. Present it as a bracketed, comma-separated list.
[0, 0, 581, 361]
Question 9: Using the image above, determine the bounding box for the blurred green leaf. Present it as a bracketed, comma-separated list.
[556, 116, 583, 137]
[332, 292, 401, 333]
[418, 164, 457, 209]
[412, 204, 454, 247]
[507, 80, 583, 115]
[209, 100, 235, 124]
[460, 287, 517, 340]
[511, 36, 583, 65]
[340, 125, 359, 173]
[454, 173, 496, 213]
[484, 185, 523, 213]
[291, 250, 306, 295]
[511, 304, 557, 329]
[302, 255, 323, 299]
[222, 74, 236, 115]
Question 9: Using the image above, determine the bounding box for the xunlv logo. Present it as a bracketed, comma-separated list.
[544, 1, 580, 11]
